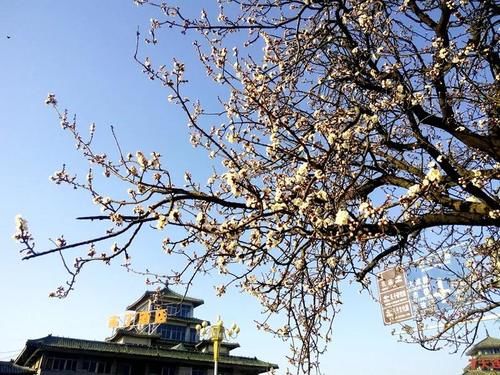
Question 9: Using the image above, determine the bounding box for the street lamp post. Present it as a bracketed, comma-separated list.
[196, 317, 240, 375]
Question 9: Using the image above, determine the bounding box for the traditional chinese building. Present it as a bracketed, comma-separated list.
[463, 336, 500, 374]
[5, 288, 277, 375]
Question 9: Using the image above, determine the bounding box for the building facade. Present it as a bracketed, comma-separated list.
[4, 288, 276, 375]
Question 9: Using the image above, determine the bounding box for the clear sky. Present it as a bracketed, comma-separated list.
[0, 2, 486, 374]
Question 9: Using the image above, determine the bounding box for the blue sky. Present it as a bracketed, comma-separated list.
[0, 2, 479, 374]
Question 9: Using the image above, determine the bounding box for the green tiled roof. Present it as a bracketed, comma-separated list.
[466, 337, 500, 356]
[15, 335, 277, 372]
[0, 361, 34, 374]
[127, 287, 204, 310]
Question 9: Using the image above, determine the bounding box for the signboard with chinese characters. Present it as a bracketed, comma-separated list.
[469, 357, 500, 371]
[108, 309, 167, 330]
[378, 242, 498, 332]
[377, 267, 413, 325]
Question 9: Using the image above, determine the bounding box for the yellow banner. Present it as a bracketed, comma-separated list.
[108, 315, 120, 328]
[154, 309, 167, 324]
[138, 311, 150, 325]
[124, 312, 135, 327]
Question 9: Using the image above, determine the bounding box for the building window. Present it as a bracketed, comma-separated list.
[44, 357, 77, 371]
[161, 366, 176, 375]
[145, 361, 176, 375]
[165, 304, 192, 318]
[189, 328, 198, 343]
[149, 363, 176, 375]
[82, 359, 112, 373]
[116, 363, 131, 375]
[159, 324, 186, 341]
[180, 304, 192, 318]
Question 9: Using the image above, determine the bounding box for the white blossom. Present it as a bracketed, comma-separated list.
[334, 209, 349, 225]
[136, 151, 149, 169]
[156, 215, 167, 229]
